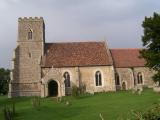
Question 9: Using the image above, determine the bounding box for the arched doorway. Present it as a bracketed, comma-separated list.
[48, 80, 58, 97]
[122, 82, 126, 90]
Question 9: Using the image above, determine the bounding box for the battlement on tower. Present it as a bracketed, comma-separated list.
[18, 17, 43, 21]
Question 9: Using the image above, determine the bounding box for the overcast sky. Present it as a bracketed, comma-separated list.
[0, 0, 160, 68]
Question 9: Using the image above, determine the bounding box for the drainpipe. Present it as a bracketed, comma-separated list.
[75, 67, 80, 88]
[131, 67, 136, 88]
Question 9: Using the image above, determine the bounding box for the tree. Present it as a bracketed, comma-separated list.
[140, 12, 160, 84]
[0, 68, 10, 95]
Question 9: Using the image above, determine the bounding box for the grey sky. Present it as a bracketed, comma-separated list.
[0, 0, 160, 68]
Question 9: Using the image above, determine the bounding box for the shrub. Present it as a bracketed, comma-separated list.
[0, 68, 10, 95]
[71, 84, 87, 97]
[127, 103, 160, 120]
[71, 85, 80, 97]
[131, 110, 144, 120]
[143, 103, 160, 120]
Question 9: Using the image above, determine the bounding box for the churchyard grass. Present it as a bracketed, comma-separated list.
[0, 89, 160, 120]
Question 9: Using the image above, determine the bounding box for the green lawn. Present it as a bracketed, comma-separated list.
[0, 89, 160, 120]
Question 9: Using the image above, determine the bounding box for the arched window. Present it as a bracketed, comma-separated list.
[115, 73, 120, 85]
[63, 72, 70, 87]
[137, 72, 143, 84]
[28, 29, 32, 40]
[95, 71, 102, 86]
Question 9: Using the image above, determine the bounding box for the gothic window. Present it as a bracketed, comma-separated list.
[137, 72, 143, 84]
[95, 71, 102, 86]
[64, 72, 70, 87]
[115, 73, 120, 85]
[28, 29, 32, 40]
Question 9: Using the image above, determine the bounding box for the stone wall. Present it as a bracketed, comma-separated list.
[79, 66, 115, 92]
[41, 65, 115, 97]
[116, 68, 134, 90]
[9, 17, 45, 97]
[133, 67, 155, 87]
[115, 67, 155, 90]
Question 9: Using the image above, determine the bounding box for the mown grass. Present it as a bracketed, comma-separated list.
[0, 89, 160, 120]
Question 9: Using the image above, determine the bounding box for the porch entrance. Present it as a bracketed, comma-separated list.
[48, 80, 58, 97]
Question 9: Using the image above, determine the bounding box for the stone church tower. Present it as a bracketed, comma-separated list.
[8, 17, 45, 97]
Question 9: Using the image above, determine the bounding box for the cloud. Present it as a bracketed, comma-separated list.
[0, 0, 8, 10]
[0, 0, 160, 68]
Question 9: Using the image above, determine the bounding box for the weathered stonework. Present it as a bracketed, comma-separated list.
[78, 66, 115, 92]
[40, 66, 115, 97]
[115, 67, 155, 90]
[8, 17, 45, 97]
[133, 67, 155, 87]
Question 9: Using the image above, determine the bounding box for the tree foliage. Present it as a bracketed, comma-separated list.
[140, 12, 160, 83]
[0, 68, 10, 95]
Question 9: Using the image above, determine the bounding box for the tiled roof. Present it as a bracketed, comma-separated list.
[110, 49, 146, 68]
[41, 42, 113, 67]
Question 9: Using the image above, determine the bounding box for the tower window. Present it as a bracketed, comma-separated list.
[137, 72, 143, 84]
[95, 71, 102, 86]
[28, 29, 32, 40]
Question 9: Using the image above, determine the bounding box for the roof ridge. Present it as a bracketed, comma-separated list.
[110, 48, 142, 50]
[45, 41, 104, 44]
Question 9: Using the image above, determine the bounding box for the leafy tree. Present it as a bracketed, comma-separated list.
[0, 68, 10, 95]
[140, 12, 160, 84]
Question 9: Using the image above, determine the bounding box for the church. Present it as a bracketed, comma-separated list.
[8, 17, 155, 98]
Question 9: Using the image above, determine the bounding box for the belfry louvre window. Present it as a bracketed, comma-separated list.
[137, 72, 143, 84]
[64, 72, 70, 87]
[28, 52, 31, 58]
[95, 71, 102, 86]
[28, 29, 32, 40]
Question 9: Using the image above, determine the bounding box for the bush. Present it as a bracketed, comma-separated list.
[127, 103, 160, 120]
[143, 103, 160, 120]
[71, 84, 87, 97]
[0, 68, 10, 95]
[71, 85, 80, 97]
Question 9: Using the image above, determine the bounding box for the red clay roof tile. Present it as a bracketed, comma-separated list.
[110, 49, 146, 68]
[42, 42, 113, 67]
